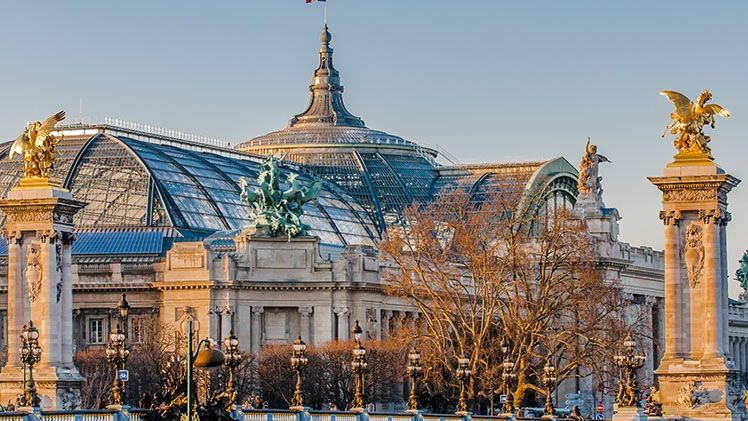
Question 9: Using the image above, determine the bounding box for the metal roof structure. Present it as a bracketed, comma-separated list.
[0, 126, 378, 250]
[235, 26, 580, 231]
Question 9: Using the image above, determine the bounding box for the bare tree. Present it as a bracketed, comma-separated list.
[380, 183, 628, 411]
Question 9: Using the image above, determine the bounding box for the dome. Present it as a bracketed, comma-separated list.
[236, 26, 440, 232]
[0, 125, 378, 248]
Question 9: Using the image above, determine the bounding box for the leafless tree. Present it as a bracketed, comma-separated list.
[380, 182, 630, 411]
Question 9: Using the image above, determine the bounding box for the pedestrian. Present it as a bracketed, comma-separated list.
[139, 392, 152, 410]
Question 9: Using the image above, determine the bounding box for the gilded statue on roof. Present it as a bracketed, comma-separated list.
[239, 155, 322, 239]
[661, 90, 730, 157]
[9, 111, 66, 178]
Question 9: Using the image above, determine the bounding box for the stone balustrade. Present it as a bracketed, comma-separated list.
[0, 408, 589, 421]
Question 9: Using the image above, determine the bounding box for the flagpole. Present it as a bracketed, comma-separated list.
[324, 4, 327, 25]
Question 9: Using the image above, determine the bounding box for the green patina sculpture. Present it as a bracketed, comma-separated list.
[239, 155, 322, 239]
[736, 251, 748, 292]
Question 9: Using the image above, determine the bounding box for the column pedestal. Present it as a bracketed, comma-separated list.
[0, 178, 86, 409]
[650, 158, 742, 420]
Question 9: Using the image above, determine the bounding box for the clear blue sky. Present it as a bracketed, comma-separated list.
[1, 1, 747, 294]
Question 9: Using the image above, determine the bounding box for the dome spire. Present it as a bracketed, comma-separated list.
[289, 25, 365, 128]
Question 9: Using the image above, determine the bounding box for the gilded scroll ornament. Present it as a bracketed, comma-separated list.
[25, 244, 43, 303]
[661, 90, 729, 157]
[685, 222, 704, 288]
[9, 111, 66, 179]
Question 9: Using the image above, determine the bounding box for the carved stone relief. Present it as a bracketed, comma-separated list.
[677, 381, 708, 409]
[685, 222, 705, 288]
[25, 243, 42, 303]
[664, 189, 717, 202]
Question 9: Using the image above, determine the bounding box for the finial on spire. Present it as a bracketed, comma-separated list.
[288, 25, 365, 128]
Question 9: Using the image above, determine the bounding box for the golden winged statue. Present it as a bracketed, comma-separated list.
[661, 90, 730, 157]
[9, 111, 66, 178]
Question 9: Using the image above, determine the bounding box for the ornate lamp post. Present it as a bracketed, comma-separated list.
[106, 326, 129, 406]
[455, 356, 472, 415]
[350, 320, 368, 412]
[223, 330, 242, 404]
[542, 359, 557, 416]
[186, 320, 225, 421]
[406, 348, 423, 412]
[290, 336, 308, 410]
[500, 339, 516, 414]
[18, 321, 42, 408]
[613, 334, 646, 407]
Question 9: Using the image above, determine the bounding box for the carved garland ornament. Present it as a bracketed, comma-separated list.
[663, 189, 717, 202]
[685, 222, 704, 288]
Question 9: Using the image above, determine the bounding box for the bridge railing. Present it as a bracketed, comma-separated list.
[0, 407, 593, 421]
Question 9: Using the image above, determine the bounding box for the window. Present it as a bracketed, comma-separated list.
[130, 316, 148, 344]
[87, 318, 105, 344]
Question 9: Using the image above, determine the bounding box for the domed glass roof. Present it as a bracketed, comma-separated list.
[235, 26, 440, 231]
[0, 126, 378, 248]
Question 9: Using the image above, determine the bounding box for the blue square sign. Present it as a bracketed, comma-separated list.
[118, 370, 129, 382]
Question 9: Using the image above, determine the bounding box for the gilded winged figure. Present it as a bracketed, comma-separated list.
[9, 110, 66, 178]
[660, 90, 729, 156]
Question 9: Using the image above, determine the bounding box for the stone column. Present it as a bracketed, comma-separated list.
[700, 210, 725, 362]
[335, 307, 350, 340]
[298, 306, 313, 343]
[251, 306, 264, 353]
[659, 210, 683, 363]
[642, 296, 656, 385]
[381, 310, 392, 340]
[4, 233, 23, 370]
[60, 233, 75, 367]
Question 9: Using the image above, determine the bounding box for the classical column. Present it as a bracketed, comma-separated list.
[700, 210, 724, 361]
[4, 232, 23, 369]
[334, 307, 350, 340]
[659, 210, 683, 362]
[251, 306, 264, 354]
[642, 296, 656, 384]
[381, 310, 392, 340]
[60, 233, 75, 367]
[298, 306, 313, 343]
[406, 312, 418, 332]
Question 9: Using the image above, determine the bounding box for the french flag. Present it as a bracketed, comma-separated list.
[305, 0, 325, 3]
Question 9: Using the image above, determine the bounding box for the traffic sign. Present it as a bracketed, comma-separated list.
[118, 369, 129, 382]
[596, 403, 604, 413]
[595, 413, 604, 420]
[499, 394, 507, 404]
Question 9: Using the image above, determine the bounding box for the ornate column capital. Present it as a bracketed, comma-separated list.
[622, 292, 636, 304]
[643, 295, 658, 308]
[699, 209, 726, 225]
[298, 306, 313, 317]
[251, 306, 264, 316]
[334, 307, 350, 316]
[659, 210, 681, 226]
[366, 308, 378, 323]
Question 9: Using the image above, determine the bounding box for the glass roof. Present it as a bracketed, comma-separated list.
[0, 131, 378, 248]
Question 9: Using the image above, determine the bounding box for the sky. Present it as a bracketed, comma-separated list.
[1, 1, 747, 294]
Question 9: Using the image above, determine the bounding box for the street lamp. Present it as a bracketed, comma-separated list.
[106, 326, 129, 406]
[18, 321, 41, 408]
[613, 334, 646, 407]
[223, 330, 242, 405]
[542, 359, 557, 416]
[290, 336, 308, 410]
[406, 348, 423, 412]
[455, 355, 472, 415]
[500, 339, 516, 414]
[350, 320, 368, 412]
[186, 319, 225, 421]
